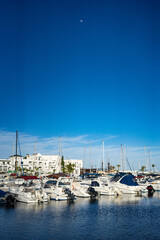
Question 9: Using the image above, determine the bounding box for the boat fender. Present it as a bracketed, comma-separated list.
[72, 185, 75, 190]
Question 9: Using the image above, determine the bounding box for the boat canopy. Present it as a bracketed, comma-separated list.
[0, 189, 6, 197]
[120, 174, 138, 186]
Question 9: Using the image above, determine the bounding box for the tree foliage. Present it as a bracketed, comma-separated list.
[141, 166, 146, 172]
[61, 155, 65, 173]
[66, 163, 76, 174]
[117, 164, 120, 171]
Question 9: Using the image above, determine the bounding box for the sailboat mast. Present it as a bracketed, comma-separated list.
[12, 140, 15, 156]
[89, 143, 91, 172]
[144, 146, 147, 171]
[35, 141, 37, 154]
[121, 144, 123, 171]
[124, 145, 126, 171]
[148, 150, 151, 172]
[59, 136, 61, 172]
[102, 140, 104, 171]
[15, 130, 18, 173]
[84, 144, 86, 169]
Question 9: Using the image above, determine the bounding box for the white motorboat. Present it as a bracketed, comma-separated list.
[76, 175, 119, 196]
[110, 172, 147, 195]
[71, 181, 90, 198]
[9, 186, 38, 203]
[43, 177, 75, 201]
[35, 189, 50, 202]
[89, 177, 118, 196]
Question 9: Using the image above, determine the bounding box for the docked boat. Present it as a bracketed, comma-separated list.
[9, 186, 39, 203]
[89, 177, 118, 196]
[71, 181, 90, 198]
[110, 172, 147, 195]
[43, 177, 76, 201]
[0, 189, 16, 206]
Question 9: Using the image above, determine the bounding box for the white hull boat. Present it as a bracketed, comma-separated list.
[110, 172, 147, 195]
[9, 186, 38, 203]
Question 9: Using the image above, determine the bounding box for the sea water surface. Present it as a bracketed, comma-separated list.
[1, 193, 160, 240]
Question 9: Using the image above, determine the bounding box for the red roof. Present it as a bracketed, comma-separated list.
[19, 176, 38, 180]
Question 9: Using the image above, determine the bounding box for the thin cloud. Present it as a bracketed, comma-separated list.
[0, 129, 159, 170]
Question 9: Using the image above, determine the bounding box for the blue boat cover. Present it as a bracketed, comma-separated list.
[0, 189, 6, 197]
[120, 174, 138, 186]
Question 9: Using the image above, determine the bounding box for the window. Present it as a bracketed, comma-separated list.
[3, 166, 7, 171]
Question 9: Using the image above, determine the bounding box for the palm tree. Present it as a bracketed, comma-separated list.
[117, 164, 120, 172]
[66, 163, 76, 175]
[141, 166, 146, 173]
[152, 164, 155, 172]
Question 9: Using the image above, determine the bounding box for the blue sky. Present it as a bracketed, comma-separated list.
[0, 0, 160, 169]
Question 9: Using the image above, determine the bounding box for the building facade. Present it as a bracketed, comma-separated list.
[0, 159, 11, 173]
[64, 159, 83, 177]
[0, 154, 83, 177]
[9, 153, 61, 175]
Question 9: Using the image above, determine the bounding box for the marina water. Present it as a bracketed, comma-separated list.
[1, 193, 160, 240]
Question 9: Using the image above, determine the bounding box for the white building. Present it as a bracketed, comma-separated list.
[9, 155, 24, 172]
[64, 159, 83, 177]
[0, 159, 11, 173]
[9, 153, 61, 175]
[1, 154, 83, 177]
[26, 153, 61, 174]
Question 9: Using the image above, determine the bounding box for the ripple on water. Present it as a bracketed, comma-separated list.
[1, 194, 160, 240]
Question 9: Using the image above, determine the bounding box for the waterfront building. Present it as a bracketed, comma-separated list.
[0, 159, 11, 173]
[9, 153, 61, 175]
[26, 153, 61, 174]
[1, 154, 83, 177]
[64, 159, 83, 177]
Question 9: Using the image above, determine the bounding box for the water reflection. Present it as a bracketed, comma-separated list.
[112, 194, 143, 205]
[152, 191, 160, 199]
[12, 192, 158, 211]
[1, 193, 160, 240]
[98, 195, 143, 206]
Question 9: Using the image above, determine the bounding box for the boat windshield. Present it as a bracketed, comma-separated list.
[44, 180, 57, 188]
[91, 181, 100, 187]
[59, 182, 70, 186]
[111, 172, 126, 182]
